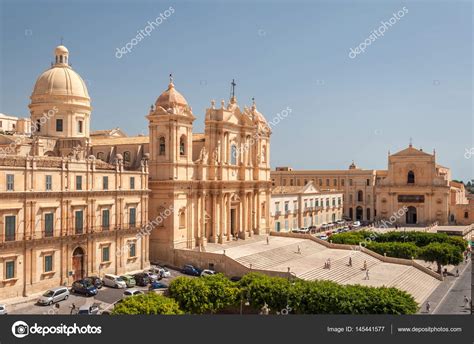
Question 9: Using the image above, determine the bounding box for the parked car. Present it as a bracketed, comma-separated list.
[85, 276, 103, 289]
[182, 264, 202, 276]
[337, 220, 345, 225]
[71, 280, 98, 297]
[0, 304, 7, 315]
[152, 266, 171, 278]
[102, 274, 127, 289]
[143, 270, 160, 281]
[200, 269, 216, 277]
[37, 287, 69, 306]
[77, 304, 100, 315]
[321, 223, 330, 230]
[319, 235, 329, 241]
[299, 227, 310, 234]
[120, 275, 136, 288]
[133, 273, 151, 286]
[353, 221, 361, 227]
[230, 276, 242, 282]
[291, 228, 301, 233]
[149, 281, 168, 290]
[123, 289, 144, 297]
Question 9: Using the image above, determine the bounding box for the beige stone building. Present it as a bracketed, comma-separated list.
[270, 181, 343, 232]
[272, 145, 474, 226]
[0, 46, 149, 299]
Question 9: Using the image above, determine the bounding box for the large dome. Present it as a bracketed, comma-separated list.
[31, 45, 90, 101]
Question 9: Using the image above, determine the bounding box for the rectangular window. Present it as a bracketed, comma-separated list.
[326, 179, 330, 186]
[275, 202, 280, 212]
[56, 119, 63, 132]
[349, 179, 353, 186]
[44, 213, 54, 237]
[45, 175, 52, 191]
[76, 176, 82, 190]
[341, 179, 345, 186]
[285, 220, 289, 230]
[130, 177, 135, 190]
[103, 176, 108, 190]
[102, 209, 110, 230]
[5, 261, 15, 279]
[102, 246, 110, 262]
[6, 174, 14, 191]
[75, 210, 83, 234]
[284, 202, 289, 212]
[44, 255, 53, 272]
[78, 120, 83, 133]
[5, 215, 15, 241]
[366, 179, 370, 186]
[129, 208, 136, 227]
[129, 242, 136, 257]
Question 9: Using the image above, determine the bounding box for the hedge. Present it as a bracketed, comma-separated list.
[111, 293, 183, 315]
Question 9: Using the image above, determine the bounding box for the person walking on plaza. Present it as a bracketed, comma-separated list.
[426, 301, 431, 313]
[365, 269, 369, 280]
[464, 295, 470, 308]
[70, 303, 76, 315]
[297, 245, 301, 254]
[456, 268, 459, 277]
[363, 260, 367, 270]
[266, 236, 270, 245]
[327, 258, 331, 270]
[348, 256, 352, 267]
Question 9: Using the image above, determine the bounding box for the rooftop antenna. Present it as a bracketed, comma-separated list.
[169, 73, 173, 84]
[409, 137, 413, 147]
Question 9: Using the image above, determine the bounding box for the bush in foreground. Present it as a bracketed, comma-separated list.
[111, 293, 183, 315]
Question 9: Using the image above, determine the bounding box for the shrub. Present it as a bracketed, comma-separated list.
[111, 293, 183, 315]
[168, 274, 239, 314]
[366, 242, 419, 259]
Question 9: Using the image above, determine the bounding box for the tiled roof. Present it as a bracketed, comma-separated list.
[91, 136, 149, 146]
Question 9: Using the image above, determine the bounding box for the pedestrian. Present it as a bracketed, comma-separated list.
[70, 303, 76, 315]
[297, 245, 301, 254]
[266, 236, 270, 245]
[456, 268, 459, 277]
[426, 301, 431, 313]
[348, 256, 352, 267]
[363, 260, 367, 270]
[365, 269, 369, 280]
[464, 295, 470, 308]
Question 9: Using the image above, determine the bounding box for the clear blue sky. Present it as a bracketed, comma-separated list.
[1, 0, 472, 180]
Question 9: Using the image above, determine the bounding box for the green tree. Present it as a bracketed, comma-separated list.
[418, 242, 464, 273]
[168, 276, 210, 314]
[111, 293, 183, 315]
[202, 273, 240, 313]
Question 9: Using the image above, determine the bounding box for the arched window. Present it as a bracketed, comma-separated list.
[230, 144, 237, 165]
[179, 135, 186, 156]
[159, 137, 166, 156]
[96, 152, 105, 161]
[407, 170, 415, 184]
[123, 151, 131, 164]
[357, 190, 363, 202]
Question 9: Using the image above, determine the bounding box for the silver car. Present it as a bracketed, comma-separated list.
[37, 287, 69, 306]
[0, 304, 7, 315]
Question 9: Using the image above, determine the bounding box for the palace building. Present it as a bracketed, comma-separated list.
[0, 46, 149, 299]
[271, 145, 474, 226]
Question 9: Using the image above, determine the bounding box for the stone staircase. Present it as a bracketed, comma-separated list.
[236, 240, 321, 270]
[298, 251, 380, 284]
[388, 267, 441, 303]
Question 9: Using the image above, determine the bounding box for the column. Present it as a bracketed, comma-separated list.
[211, 192, 217, 243]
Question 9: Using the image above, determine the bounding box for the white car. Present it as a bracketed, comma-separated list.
[37, 287, 69, 306]
[319, 235, 329, 241]
[299, 227, 310, 234]
[353, 221, 361, 227]
[0, 304, 7, 315]
[102, 274, 127, 288]
[200, 269, 216, 277]
[149, 265, 171, 278]
[321, 223, 330, 229]
[123, 289, 144, 297]
[143, 271, 160, 281]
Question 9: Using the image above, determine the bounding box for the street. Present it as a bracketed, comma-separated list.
[6, 267, 190, 315]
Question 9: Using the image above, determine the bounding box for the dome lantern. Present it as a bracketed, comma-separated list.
[54, 45, 69, 66]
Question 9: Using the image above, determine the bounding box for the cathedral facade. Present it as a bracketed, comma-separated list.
[146, 81, 272, 263]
